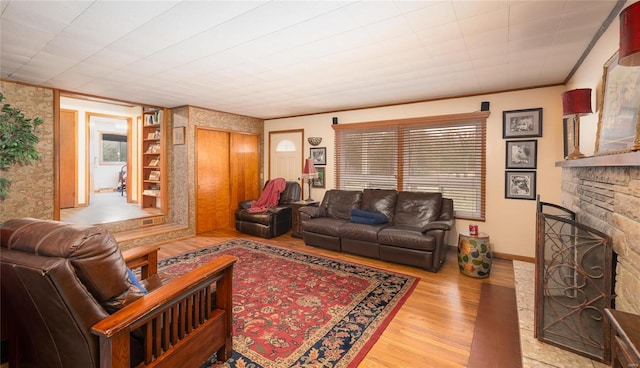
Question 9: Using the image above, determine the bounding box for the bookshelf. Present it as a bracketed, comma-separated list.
[141, 108, 165, 209]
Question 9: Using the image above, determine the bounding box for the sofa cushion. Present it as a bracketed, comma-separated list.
[340, 222, 387, 242]
[378, 226, 437, 252]
[302, 217, 347, 237]
[350, 209, 389, 224]
[325, 190, 362, 220]
[361, 189, 397, 221]
[393, 192, 442, 227]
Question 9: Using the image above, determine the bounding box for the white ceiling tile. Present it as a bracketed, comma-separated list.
[0, 0, 621, 119]
[458, 7, 509, 37]
[403, 1, 458, 31]
[416, 22, 463, 46]
[1, 1, 91, 33]
[453, 0, 509, 21]
[509, 1, 567, 24]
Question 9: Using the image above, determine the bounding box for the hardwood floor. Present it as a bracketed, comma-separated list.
[152, 228, 517, 367]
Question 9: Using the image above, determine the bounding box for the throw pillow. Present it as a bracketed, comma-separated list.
[126, 268, 148, 294]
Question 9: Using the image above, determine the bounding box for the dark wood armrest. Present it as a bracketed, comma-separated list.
[92, 254, 237, 368]
[122, 244, 160, 280]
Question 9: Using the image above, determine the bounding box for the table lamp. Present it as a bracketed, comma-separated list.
[619, 1, 640, 66]
[301, 157, 318, 201]
[562, 88, 592, 159]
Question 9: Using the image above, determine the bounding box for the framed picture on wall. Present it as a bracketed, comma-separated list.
[505, 140, 537, 169]
[172, 127, 185, 145]
[312, 167, 325, 188]
[505, 171, 536, 200]
[310, 147, 326, 165]
[502, 108, 543, 138]
[594, 51, 640, 155]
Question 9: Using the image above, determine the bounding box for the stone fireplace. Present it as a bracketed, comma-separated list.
[557, 152, 640, 315]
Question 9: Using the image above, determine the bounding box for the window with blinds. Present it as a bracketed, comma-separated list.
[334, 112, 488, 220]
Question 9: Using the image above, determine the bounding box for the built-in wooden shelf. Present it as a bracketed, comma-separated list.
[555, 151, 640, 168]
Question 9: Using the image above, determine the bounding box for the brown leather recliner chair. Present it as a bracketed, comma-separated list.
[234, 180, 301, 238]
[0, 218, 236, 368]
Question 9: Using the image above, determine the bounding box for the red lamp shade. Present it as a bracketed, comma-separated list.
[620, 1, 640, 66]
[302, 158, 317, 178]
[562, 88, 592, 117]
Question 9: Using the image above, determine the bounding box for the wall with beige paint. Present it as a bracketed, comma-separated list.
[263, 0, 630, 260]
[264, 87, 564, 259]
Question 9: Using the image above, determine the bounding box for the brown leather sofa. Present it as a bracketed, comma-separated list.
[300, 189, 454, 272]
[0, 218, 236, 368]
[235, 180, 301, 238]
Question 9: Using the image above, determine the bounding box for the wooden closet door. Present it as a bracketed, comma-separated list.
[229, 133, 260, 223]
[60, 109, 77, 208]
[196, 129, 230, 234]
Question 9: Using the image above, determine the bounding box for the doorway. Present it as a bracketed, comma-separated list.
[269, 129, 303, 194]
[58, 95, 161, 225]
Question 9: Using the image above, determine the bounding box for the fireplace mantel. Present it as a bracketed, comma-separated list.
[555, 151, 640, 167]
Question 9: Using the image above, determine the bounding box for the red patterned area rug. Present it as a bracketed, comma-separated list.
[157, 239, 418, 368]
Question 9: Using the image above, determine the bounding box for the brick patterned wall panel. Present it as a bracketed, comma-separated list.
[0, 82, 54, 222]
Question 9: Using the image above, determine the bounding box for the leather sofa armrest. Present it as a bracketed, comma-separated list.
[238, 200, 253, 209]
[421, 220, 453, 233]
[268, 206, 292, 215]
[300, 206, 320, 219]
[122, 244, 160, 280]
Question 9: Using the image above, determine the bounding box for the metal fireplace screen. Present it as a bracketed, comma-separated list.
[535, 199, 615, 363]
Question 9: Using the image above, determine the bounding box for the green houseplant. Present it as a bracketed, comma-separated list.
[0, 93, 43, 199]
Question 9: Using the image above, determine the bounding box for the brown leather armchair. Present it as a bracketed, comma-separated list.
[234, 180, 301, 238]
[0, 218, 236, 368]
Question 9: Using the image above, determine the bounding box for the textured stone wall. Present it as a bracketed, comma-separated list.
[0, 82, 55, 221]
[168, 106, 190, 227]
[560, 165, 640, 314]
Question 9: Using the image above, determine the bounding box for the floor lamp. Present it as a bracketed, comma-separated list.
[302, 157, 318, 202]
[562, 88, 592, 160]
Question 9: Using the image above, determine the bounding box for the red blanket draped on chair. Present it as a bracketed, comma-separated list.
[248, 178, 286, 213]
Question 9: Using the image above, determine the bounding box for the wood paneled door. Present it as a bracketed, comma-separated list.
[196, 128, 259, 234]
[59, 109, 78, 208]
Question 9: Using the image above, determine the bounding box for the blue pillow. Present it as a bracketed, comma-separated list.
[350, 209, 388, 224]
[126, 268, 148, 294]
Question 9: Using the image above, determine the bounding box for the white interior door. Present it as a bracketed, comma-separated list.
[269, 130, 303, 194]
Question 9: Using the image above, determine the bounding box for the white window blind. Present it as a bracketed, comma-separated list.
[334, 112, 487, 220]
[401, 119, 485, 219]
[335, 126, 397, 190]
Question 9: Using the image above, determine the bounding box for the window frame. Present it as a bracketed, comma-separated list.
[100, 131, 128, 164]
[333, 111, 489, 220]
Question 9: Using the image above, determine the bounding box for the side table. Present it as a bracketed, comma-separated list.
[457, 231, 491, 278]
[291, 200, 318, 238]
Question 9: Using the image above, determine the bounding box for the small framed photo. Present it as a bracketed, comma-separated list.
[172, 126, 185, 145]
[505, 171, 536, 200]
[310, 147, 326, 165]
[502, 108, 543, 138]
[312, 167, 325, 188]
[505, 140, 537, 169]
